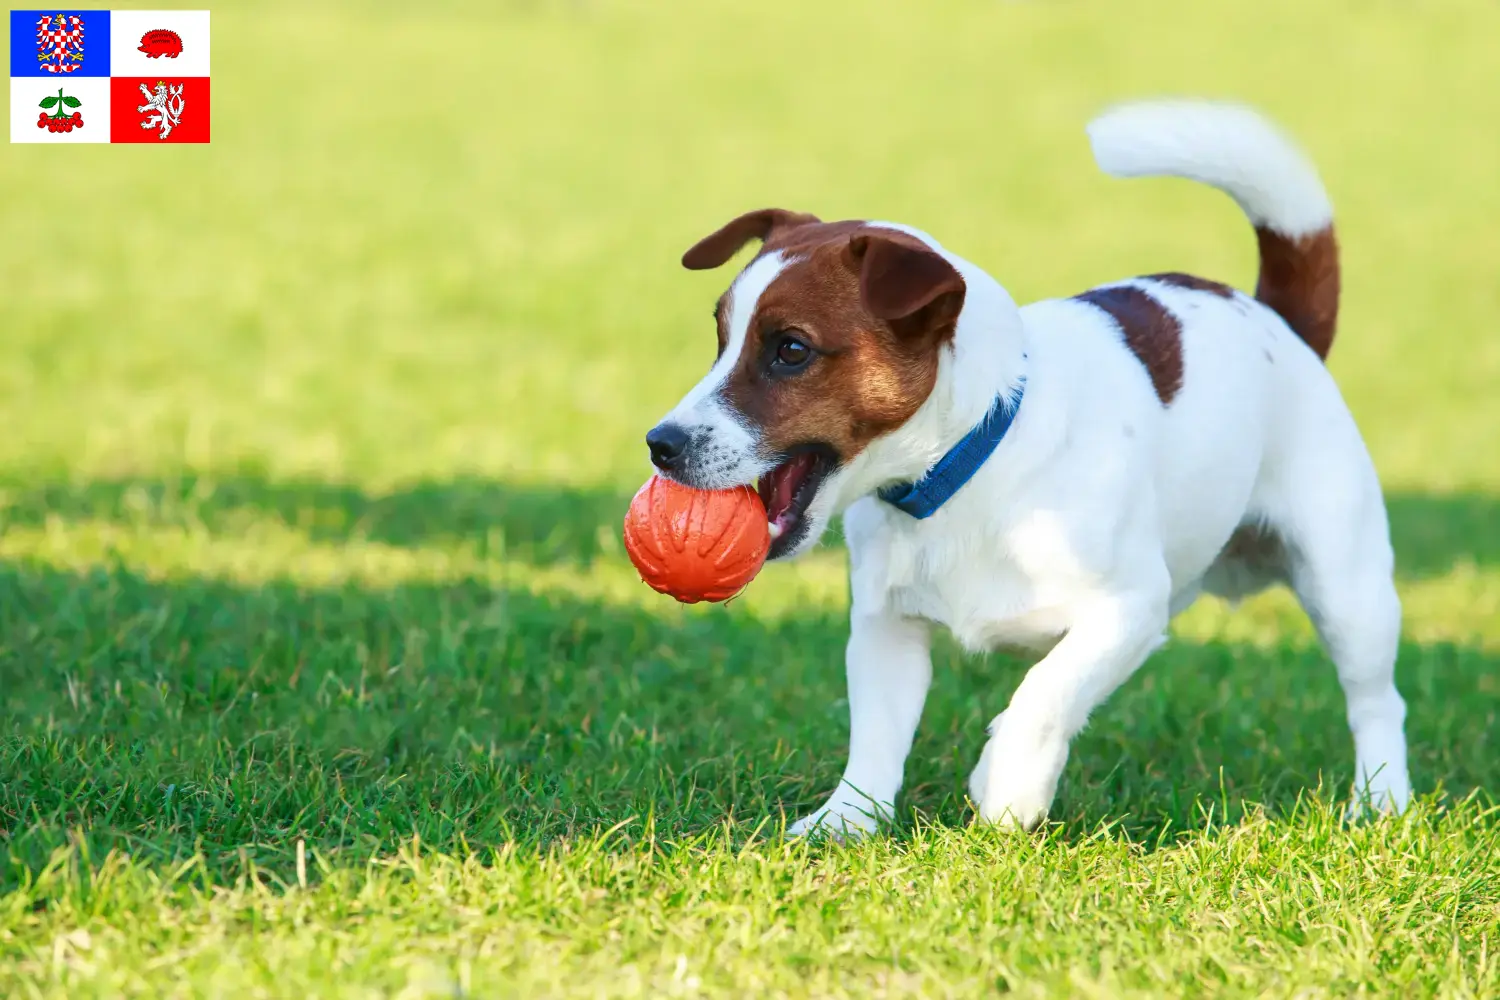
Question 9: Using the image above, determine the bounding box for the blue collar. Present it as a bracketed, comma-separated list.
[877, 375, 1026, 519]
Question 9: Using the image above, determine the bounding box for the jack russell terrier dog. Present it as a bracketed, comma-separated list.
[644, 100, 1411, 834]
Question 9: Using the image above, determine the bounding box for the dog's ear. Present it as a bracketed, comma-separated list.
[682, 208, 821, 270]
[849, 232, 967, 326]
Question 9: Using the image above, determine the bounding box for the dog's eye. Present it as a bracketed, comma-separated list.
[773, 336, 812, 371]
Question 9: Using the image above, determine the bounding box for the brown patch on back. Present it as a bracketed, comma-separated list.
[1146, 272, 1236, 298]
[716, 226, 962, 467]
[1073, 285, 1184, 405]
[1254, 224, 1339, 360]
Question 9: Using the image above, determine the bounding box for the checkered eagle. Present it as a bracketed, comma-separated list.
[36, 13, 85, 74]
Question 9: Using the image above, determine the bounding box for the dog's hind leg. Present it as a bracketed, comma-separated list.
[1265, 442, 1411, 815]
[788, 610, 932, 839]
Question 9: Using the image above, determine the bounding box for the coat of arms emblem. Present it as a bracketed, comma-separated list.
[137, 81, 186, 140]
[36, 88, 83, 133]
[138, 29, 184, 59]
[35, 13, 85, 75]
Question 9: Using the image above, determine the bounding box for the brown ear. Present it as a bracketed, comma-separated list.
[681, 208, 821, 270]
[850, 232, 966, 322]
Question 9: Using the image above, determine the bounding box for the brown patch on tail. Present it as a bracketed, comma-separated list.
[1073, 285, 1184, 405]
[1255, 225, 1340, 360]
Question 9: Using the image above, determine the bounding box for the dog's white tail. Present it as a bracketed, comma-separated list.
[1087, 100, 1341, 360]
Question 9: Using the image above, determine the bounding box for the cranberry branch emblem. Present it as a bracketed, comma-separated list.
[37, 88, 83, 133]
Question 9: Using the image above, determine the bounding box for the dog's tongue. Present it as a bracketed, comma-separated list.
[759, 453, 816, 525]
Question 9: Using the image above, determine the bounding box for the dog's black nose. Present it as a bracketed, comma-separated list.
[646, 423, 690, 471]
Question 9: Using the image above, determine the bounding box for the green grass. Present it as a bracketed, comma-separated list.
[3, 0, 1500, 995]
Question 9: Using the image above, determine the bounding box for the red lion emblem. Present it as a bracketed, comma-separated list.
[137, 29, 183, 59]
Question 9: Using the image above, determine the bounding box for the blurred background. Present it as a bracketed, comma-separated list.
[4, 1, 1497, 586]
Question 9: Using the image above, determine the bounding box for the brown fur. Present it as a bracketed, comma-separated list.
[1073, 285, 1184, 405]
[1146, 272, 1236, 298]
[1213, 522, 1290, 596]
[682, 209, 822, 271]
[1220, 522, 1286, 573]
[686, 210, 961, 466]
[1254, 224, 1339, 360]
[761, 218, 870, 259]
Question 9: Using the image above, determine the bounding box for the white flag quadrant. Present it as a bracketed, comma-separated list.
[10, 75, 111, 144]
[109, 9, 211, 77]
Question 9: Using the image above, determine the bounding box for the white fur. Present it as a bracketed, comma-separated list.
[1088, 99, 1333, 237]
[659, 252, 788, 489]
[782, 102, 1410, 837]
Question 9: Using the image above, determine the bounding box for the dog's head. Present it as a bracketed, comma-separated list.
[646, 208, 967, 559]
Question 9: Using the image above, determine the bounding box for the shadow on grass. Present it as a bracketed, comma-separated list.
[1387, 492, 1500, 578]
[3, 474, 1496, 577]
[3, 551, 1498, 886]
[0, 473, 636, 568]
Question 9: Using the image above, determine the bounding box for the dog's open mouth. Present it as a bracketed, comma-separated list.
[757, 447, 834, 559]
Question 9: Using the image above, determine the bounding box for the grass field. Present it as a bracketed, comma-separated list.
[4, 0, 1500, 996]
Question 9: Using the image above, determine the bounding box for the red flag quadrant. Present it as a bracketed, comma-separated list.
[109, 76, 209, 143]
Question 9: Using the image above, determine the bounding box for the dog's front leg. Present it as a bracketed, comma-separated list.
[788, 610, 932, 839]
[971, 587, 1168, 829]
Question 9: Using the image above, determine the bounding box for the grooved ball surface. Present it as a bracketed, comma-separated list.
[622, 475, 770, 604]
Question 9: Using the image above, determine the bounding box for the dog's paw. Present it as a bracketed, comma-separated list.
[973, 790, 1051, 831]
[787, 801, 885, 841]
[969, 725, 1064, 832]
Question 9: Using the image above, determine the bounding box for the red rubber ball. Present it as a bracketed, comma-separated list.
[623, 475, 771, 604]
